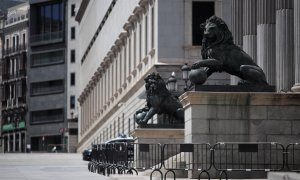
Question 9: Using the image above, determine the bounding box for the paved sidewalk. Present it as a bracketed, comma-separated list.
[0, 153, 108, 180]
[0, 153, 270, 180]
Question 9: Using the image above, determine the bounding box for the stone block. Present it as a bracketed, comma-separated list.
[247, 106, 268, 119]
[185, 134, 217, 144]
[210, 120, 249, 134]
[267, 106, 300, 120]
[216, 134, 266, 142]
[249, 120, 291, 135]
[292, 120, 300, 135]
[215, 105, 245, 120]
[185, 118, 210, 135]
[186, 105, 217, 120]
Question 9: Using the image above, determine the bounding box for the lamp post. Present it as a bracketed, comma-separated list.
[181, 63, 191, 91]
[167, 72, 177, 92]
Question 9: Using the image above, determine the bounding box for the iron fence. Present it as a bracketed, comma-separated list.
[286, 143, 300, 172]
[162, 143, 212, 179]
[86, 141, 300, 179]
[128, 143, 162, 171]
[162, 143, 212, 171]
[213, 142, 285, 172]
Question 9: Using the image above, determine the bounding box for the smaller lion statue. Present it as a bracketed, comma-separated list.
[134, 72, 184, 125]
[191, 16, 268, 85]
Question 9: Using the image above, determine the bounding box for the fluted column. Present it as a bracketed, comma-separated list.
[230, 0, 243, 85]
[257, 0, 276, 85]
[276, 0, 294, 91]
[292, 0, 300, 91]
[243, 0, 257, 62]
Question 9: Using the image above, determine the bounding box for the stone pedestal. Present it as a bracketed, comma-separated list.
[180, 91, 300, 146]
[180, 91, 300, 178]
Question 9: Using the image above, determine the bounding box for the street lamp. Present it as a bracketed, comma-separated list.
[181, 63, 191, 91]
[167, 72, 177, 91]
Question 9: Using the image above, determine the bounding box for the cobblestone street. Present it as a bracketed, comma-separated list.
[0, 153, 108, 180]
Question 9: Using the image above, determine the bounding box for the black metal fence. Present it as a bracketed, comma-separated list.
[286, 143, 300, 172]
[87, 142, 299, 179]
[213, 142, 285, 172]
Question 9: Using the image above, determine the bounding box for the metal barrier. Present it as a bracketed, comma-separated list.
[86, 141, 295, 179]
[213, 142, 285, 172]
[128, 143, 162, 171]
[162, 143, 212, 180]
[286, 143, 300, 172]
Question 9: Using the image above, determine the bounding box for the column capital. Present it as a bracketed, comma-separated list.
[107, 51, 115, 61]
[133, 6, 144, 21]
[128, 14, 138, 24]
[114, 39, 123, 50]
[139, 0, 150, 11]
[110, 45, 119, 55]
[123, 22, 133, 35]
[119, 31, 128, 44]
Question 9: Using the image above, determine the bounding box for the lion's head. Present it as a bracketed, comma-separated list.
[201, 16, 234, 58]
[144, 72, 170, 97]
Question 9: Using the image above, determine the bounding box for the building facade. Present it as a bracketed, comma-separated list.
[0, 13, 5, 153]
[0, 2, 29, 153]
[27, 0, 80, 153]
[28, 0, 68, 152]
[76, 0, 300, 152]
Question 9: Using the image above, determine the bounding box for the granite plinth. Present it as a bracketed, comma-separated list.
[130, 128, 184, 144]
[138, 123, 184, 129]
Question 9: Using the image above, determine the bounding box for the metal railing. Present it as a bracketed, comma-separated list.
[162, 143, 212, 179]
[286, 143, 300, 172]
[87, 142, 300, 180]
[30, 31, 64, 46]
[3, 44, 27, 56]
[213, 142, 285, 172]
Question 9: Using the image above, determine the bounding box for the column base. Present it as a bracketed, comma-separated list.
[291, 83, 300, 92]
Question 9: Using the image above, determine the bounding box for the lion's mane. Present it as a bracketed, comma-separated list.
[201, 16, 234, 59]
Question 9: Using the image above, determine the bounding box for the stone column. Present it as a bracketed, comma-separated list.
[292, 0, 300, 92]
[243, 0, 257, 62]
[276, 0, 294, 91]
[257, 0, 276, 85]
[230, 0, 243, 85]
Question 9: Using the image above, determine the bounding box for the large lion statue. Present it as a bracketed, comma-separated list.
[134, 72, 184, 125]
[191, 16, 268, 85]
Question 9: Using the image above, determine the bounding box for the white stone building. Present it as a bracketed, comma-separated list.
[76, 0, 300, 152]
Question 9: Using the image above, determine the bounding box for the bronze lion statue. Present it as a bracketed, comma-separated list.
[191, 16, 268, 85]
[134, 72, 184, 125]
